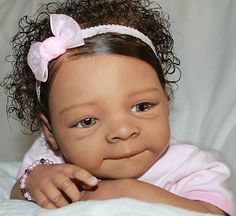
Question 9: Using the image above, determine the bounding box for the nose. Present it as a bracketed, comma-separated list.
[105, 117, 140, 144]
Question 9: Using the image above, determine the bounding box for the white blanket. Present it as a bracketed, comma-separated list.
[0, 162, 212, 216]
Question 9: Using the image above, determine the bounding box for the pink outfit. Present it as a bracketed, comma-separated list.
[18, 136, 236, 215]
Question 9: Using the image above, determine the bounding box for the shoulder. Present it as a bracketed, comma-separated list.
[140, 139, 230, 184]
[168, 139, 203, 155]
[168, 139, 229, 173]
[166, 140, 235, 215]
[158, 139, 210, 168]
[17, 134, 64, 178]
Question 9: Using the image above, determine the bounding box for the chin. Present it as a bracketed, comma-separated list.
[94, 167, 147, 180]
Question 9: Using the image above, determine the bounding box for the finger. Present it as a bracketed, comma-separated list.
[57, 164, 98, 186]
[44, 202, 57, 209]
[42, 180, 70, 208]
[51, 172, 81, 203]
[79, 190, 89, 201]
[35, 190, 57, 209]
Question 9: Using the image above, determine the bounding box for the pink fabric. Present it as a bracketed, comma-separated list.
[18, 137, 236, 215]
[138, 141, 235, 215]
[17, 134, 64, 178]
[27, 14, 84, 83]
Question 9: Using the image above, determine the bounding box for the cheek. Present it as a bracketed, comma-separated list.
[54, 131, 105, 171]
[144, 115, 170, 152]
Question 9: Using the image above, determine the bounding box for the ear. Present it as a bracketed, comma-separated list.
[39, 113, 61, 154]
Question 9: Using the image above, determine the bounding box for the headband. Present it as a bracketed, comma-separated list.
[27, 14, 157, 101]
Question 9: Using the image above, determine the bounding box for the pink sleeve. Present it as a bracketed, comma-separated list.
[17, 134, 64, 179]
[174, 149, 235, 216]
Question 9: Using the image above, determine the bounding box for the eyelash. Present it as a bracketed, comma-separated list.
[73, 102, 156, 129]
[74, 117, 98, 128]
[131, 102, 156, 113]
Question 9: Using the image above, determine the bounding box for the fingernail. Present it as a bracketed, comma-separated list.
[89, 176, 98, 185]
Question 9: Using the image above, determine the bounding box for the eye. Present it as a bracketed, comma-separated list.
[75, 117, 97, 128]
[131, 102, 155, 112]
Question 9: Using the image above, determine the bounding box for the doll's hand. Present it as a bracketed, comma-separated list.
[26, 164, 98, 209]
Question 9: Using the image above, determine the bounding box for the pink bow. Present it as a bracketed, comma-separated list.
[27, 14, 84, 82]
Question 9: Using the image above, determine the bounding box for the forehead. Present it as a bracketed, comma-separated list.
[55, 53, 159, 79]
[49, 54, 163, 111]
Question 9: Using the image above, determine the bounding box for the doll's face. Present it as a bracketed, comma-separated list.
[45, 54, 170, 179]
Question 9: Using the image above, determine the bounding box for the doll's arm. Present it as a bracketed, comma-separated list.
[81, 179, 226, 215]
[11, 164, 98, 209]
[11, 181, 25, 200]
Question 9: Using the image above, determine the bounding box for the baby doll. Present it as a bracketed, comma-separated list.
[1, 0, 235, 215]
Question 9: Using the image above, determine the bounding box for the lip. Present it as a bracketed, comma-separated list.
[111, 150, 144, 160]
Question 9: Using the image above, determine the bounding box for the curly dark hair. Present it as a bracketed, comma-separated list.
[1, 0, 180, 134]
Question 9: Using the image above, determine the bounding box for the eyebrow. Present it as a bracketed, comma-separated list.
[59, 101, 98, 116]
[128, 87, 161, 97]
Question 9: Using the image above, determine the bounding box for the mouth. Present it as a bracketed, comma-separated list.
[110, 150, 145, 160]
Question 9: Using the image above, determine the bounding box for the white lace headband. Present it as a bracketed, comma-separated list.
[27, 14, 157, 101]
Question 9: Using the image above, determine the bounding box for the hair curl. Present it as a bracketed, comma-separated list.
[1, 0, 180, 134]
